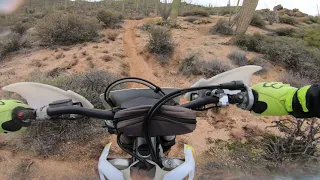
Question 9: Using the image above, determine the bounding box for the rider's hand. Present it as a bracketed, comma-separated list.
[250, 82, 298, 116]
[0, 100, 31, 133]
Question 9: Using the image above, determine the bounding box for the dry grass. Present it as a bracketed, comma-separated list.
[180, 54, 232, 78]
[29, 59, 43, 67]
[113, 53, 126, 58]
[178, 138, 189, 149]
[100, 55, 113, 62]
[86, 56, 94, 68]
[10, 159, 33, 180]
[121, 61, 130, 77]
[55, 52, 65, 59]
[227, 50, 248, 66]
[106, 31, 120, 41]
[81, 51, 87, 56]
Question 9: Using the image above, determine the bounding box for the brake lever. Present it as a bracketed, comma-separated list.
[236, 85, 254, 110]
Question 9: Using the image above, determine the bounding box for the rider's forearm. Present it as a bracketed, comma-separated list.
[291, 84, 320, 118]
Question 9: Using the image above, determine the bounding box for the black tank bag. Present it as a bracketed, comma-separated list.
[114, 105, 196, 137]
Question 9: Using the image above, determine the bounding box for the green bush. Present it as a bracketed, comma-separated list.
[97, 10, 123, 28]
[233, 33, 265, 52]
[279, 15, 298, 25]
[37, 13, 99, 45]
[21, 70, 120, 156]
[180, 54, 231, 78]
[227, 50, 248, 66]
[147, 26, 174, 61]
[182, 9, 209, 17]
[274, 27, 296, 36]
[250, 13, 266, 28]
[304, 27, 320, 49]
[308, 16, 320, 24]
[218, 8, 235, 16]
[233, 33, 320, 81]
[210, 19, 233, 36]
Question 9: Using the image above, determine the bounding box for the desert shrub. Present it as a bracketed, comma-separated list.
[33, 12, 46, 19]
[250, 13, 266, 28]
[304, 27, 320, 49]
[219, 8, 235, 16]
[233, 33, 265, 52]
[0, 33, 27, 57]
[21, 70, 120, 156]
[309, 16, 320, 24]
[37, 13, 99, 45]
[280, 71, 312, 87]
[147, 26, 174, 61]
[200, 60, 232, 78]
[227, 50, 248, 66]
[180, 54, 231, 78]
[279, 15, 298, 25]
[184, 17, 199, 23]
[210, 19, 233, 36]
[139, 19, 166, 31]
[264, 118, 320, 163]
[97, 10, 123, 28]
[182, 9, 209, 17]
[267, 13, 275, 25]
[274, 27, 296, 36]
[260, 37, 310, 69]
[12, 22, 30, 35]
[180, 55, 202, 76]
[106, 31, 119, 41]
[158, 2, 171, 20]
[234, 33, 320, 80]
[248, 56, 270, 75]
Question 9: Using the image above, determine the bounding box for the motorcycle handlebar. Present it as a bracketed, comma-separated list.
[46, 106, 115, 120]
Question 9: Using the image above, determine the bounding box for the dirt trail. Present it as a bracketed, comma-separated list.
[123, 20, 161, 87]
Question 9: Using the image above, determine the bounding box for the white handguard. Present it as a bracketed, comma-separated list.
[184, 65, 262, 100]
[2, 82, 94, 109]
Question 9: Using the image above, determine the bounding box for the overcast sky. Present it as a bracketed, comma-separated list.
[190, 0, 320, 15]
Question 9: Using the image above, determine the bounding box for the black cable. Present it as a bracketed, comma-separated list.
[143, 85, 222, 164]
[117, 134, 149, 167]
[104, 77, 166, 107]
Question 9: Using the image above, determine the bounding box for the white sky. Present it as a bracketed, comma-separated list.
[190, 0, 320, 15]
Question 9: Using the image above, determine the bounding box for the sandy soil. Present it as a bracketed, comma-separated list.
[0, 16, 296, 179]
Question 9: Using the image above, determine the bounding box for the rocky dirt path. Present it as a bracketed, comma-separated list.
[123, 20, 161, 87]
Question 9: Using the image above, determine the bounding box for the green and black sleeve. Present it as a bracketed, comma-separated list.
[291, 85, 320, 118]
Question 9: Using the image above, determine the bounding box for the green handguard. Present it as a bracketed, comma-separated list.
[0, 100, 31, 133]
[251, 82, 298, 116]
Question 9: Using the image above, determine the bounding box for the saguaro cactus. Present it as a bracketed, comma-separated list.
[169, 0, 181, 25]
[235, 0, 259, 35]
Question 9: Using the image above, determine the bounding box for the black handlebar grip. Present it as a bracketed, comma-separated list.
[219, 81, 245, 90]
[180, 96, 219, 109]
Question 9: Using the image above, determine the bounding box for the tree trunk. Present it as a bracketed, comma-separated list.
[169, 0, 181, 25]
[235, 0, 259, 35]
